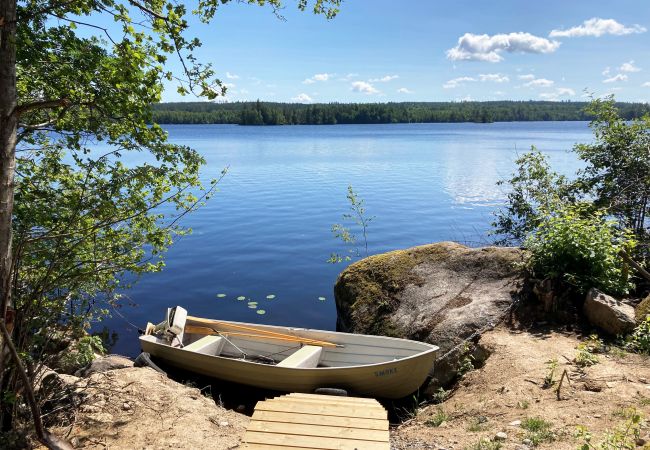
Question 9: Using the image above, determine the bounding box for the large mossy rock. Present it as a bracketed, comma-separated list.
[334, 241, 526, 389]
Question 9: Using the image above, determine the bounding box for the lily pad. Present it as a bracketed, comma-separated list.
[236, 296, 246, 301]
[266, 294, 276, 300]
[216, 293, 226, 298]
[248, 304, 257, 309]
[256, 310, 266, 315]
[248, 301, 258, 306]
[318, 296, 326, 301]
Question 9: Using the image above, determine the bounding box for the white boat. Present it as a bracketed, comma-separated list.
[139, 307, 439, 399]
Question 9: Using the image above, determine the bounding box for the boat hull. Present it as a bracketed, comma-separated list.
[140, 319, 438, 399]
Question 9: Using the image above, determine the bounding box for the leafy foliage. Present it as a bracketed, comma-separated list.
[574, 98, 650, 243]
[524, 205, 636, 295]
[328, 185, 373, 263]
[492, 148, 571, 245]
[2, 0, 342, 435]
[627, 316, 650, 354]
[576, 408, 644, 450]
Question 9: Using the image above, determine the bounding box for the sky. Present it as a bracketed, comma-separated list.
[157, 0, 650, 103]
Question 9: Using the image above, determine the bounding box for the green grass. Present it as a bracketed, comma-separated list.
[465, 438, 502, 450]
[425, 407, 449, 427]
[521, 417, 555, 446]
[517, 399, 530, 410]
[466, 417, 488, 432]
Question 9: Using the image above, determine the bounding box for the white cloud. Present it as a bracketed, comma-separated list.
[443, 76, 476, 89]
[225, 71, 239, 79]
[446, 32, 560, 62]
[539, 87, 575, 101]
[303, 73, 332, 84]
[603, 74, 628, 83]
[351, 81, 379, 94]
[518, 74, 536, 81]
[643, 82, 650, 87]
[239, 88, 249, 95]
[550, 18, 646, 38]
[479, 73, 509, 83]
[397, 87, 413, 94]
[457, 95, 474, 102]
[619, 60, 641, 72]
[602, 67, 611, 76]
[525, 78, 554, 87]
[291, 93, 312, 103]
[493, 91, 506, 96]
[369, 75, 399, 82]
[223, 82, 236, 89]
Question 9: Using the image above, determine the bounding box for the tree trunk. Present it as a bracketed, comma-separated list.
[0, 0, 17, 320]
[0, 0, 17, 432]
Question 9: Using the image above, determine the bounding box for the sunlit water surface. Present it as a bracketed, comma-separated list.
[99, 122, 591, 356]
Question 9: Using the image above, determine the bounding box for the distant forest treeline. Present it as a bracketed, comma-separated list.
[151, 100, 650, 125]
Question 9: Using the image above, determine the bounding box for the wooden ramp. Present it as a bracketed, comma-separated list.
[242, 393, 390, 450]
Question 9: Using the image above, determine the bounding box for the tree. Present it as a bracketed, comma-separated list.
[574, 97, 650, 244]
[0, 0, 340, 443]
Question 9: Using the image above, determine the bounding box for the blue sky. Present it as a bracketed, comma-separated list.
[160, 0, 650, 103]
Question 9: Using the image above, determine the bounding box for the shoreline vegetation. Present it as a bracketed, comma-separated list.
[151, 100, 650, 125]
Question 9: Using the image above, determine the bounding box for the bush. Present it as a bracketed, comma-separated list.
[628, 316, 650, 354]
[525, 205, 635, 296]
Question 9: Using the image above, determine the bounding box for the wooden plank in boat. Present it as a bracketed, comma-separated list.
[244, 431, 389, 450]
[251, 410, 388, 430]
[247, 421, 389, 442]
[243, 445, 316, 450]
[256, 400, 386, 419]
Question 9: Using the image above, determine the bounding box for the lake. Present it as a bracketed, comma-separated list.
[103, 121, 592, 356]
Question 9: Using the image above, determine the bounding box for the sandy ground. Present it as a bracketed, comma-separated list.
[46, 367, 248, 450]
[392, 327, 650, 449]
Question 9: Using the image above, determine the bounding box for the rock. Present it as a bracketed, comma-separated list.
[122, 402, 132, 411]
[76, 354, 134, 377]
[583, 289, 636, 335]
[522, 438, 533, 446]
[495, 431, 507, 441]
[335, 242, 525, 388]
[636, 294, 650, 323]
[509, 420, 521, 426]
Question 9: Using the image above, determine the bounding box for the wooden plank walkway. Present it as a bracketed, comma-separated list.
[242, 393, 390, 449]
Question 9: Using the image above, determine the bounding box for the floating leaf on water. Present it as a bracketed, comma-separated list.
[236, 296, 246, 301]
[216, 294, 226, 298]
[248, 304, 257, 309]
[266, 294, 276, 300]
[318, 296, 326, 301]
[257, 310, 266, 315]
[248, 301, 258, 306]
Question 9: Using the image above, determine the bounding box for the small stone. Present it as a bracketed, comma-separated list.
[594, 414, 602, 418]
[636, 435, 649, 446]
[495, 431, 507, 441]
[509, 420, 521, 427]
[70, 437, 80, 448]
[514, 446, 530, 450]
[477, 415, 488, 423]
[219, 421, 229, 427]
[122, 402, 131, 411]
[522, 438, 533, 446]
[236, 404, 246, 412]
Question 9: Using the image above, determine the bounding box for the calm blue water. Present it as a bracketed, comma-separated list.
[103, 122, 591, 356]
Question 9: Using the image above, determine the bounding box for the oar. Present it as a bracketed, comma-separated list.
[184, 324, 340, 348]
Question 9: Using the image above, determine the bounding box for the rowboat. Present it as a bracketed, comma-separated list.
[139, 307, 439, 399]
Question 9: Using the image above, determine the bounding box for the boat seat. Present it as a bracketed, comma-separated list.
[277, 345, 322, 368]
[183, 335, 225, 356]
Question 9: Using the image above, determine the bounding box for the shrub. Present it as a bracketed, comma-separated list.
[524, 205, 635, 296]
[628, 316, 650, 354]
